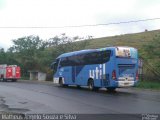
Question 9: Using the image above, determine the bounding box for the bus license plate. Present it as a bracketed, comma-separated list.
[124, 82, 129, 86]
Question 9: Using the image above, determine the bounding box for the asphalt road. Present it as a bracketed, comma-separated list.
[0, 80, 160, 115]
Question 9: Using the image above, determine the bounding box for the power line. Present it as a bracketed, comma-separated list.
[0, 17, 160, 28]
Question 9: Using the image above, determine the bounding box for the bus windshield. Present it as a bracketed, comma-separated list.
[51, 59, 60, 72]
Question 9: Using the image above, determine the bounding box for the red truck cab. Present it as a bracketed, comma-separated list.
[0, 64, 21, 82]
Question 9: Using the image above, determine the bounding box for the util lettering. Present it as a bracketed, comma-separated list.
[89, 64, 106, 79]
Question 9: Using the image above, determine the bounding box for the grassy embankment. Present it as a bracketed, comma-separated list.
[136, 80, 160, 90]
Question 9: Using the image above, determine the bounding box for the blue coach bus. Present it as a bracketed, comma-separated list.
[51, 46, 138, 91]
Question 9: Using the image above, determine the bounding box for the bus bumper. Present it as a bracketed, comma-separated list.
[53, 77, 59, 84]
[118, 81, 134, 87]
[111, 80, 138, 87]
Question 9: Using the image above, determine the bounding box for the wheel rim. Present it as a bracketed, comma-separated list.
[59, 79, 63, 86]
[89, 81, 93, 90]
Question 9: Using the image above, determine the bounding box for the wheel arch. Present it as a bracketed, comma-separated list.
[87, 77, 94, 85]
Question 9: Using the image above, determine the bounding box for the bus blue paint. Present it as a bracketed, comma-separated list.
[51, 46, 139, 90]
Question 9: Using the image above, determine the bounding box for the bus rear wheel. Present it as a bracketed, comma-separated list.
[93, 87, 99, 91]
[88, 79, 94, 90]
[77, 85, 81, 89]
[88, 79, 99, 91]
[107, 87, 116, 92]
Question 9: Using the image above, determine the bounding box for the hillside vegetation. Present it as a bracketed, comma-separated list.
[86, 30, 159, 49]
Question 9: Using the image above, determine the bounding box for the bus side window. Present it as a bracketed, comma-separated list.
[60, 57, 71, 67]
[101, 50, 111, 63]
[60, 57, 66, 67]
[83, 52, 101, 65]
[58, 50, 112, 67]
[78, 54, 85, 65]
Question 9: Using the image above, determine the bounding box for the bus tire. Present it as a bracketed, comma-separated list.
[88, 79, 94, 91]
[59, 77, 68, 87]
[59, 77, 63, 87]
[77, 85, 81, 89]
[93, 87, 99, 91]
[107, 87, 116, 92]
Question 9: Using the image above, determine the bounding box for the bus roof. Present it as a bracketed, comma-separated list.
[57, 49, 96, 58]
[57, 46, 136, 59]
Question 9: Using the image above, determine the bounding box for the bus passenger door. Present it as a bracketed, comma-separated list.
[58, 66, 73, 84]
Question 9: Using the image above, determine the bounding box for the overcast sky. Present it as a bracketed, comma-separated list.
[0, 0, 160, 49]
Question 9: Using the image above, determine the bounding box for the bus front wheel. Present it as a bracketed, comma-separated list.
[59, 78, 68, 87]
[59, 78, 63, 87]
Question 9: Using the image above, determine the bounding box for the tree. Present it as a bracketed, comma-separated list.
[8, 34, 89, 79]
[9, 35, 47, 76]
[0, 48, 6, 64]
[48, 33, 89, 54]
